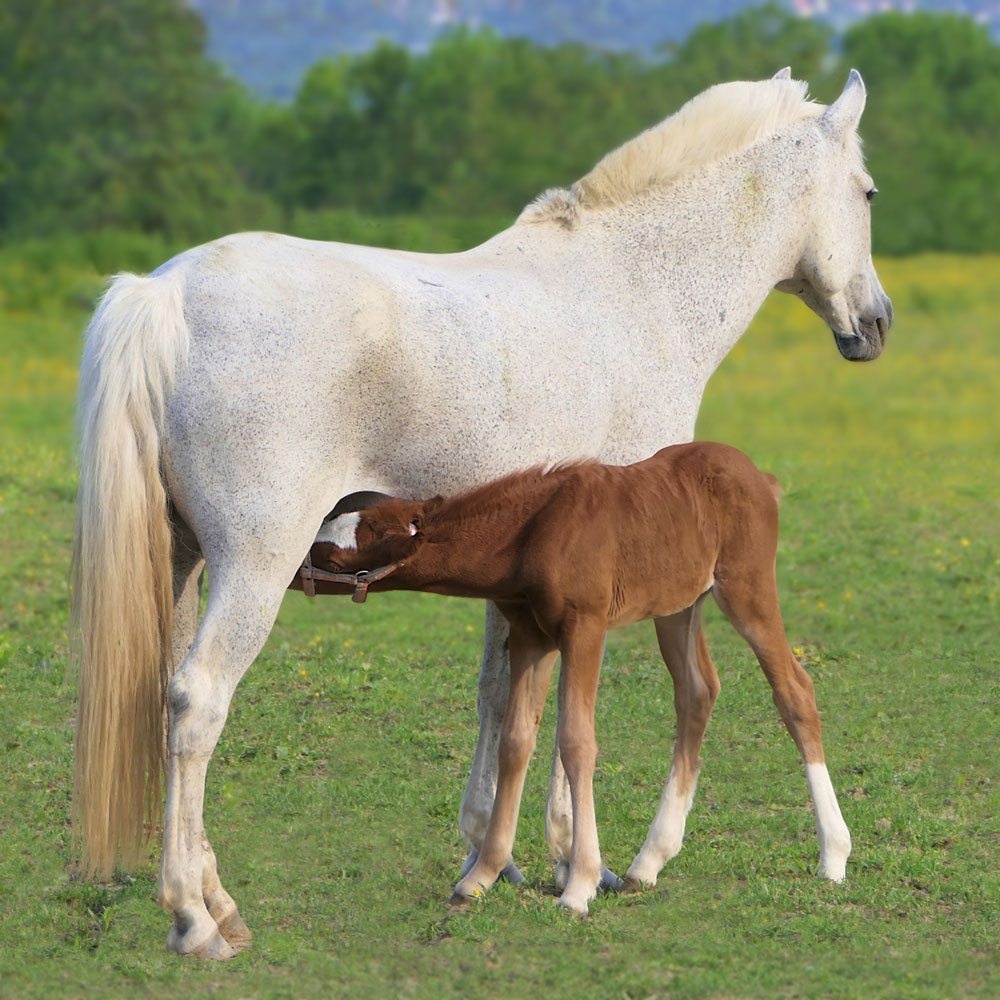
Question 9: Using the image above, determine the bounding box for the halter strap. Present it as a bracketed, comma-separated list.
[298, 552, 402, 603]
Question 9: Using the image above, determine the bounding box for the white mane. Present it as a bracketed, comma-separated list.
[519, 79, 824, 227]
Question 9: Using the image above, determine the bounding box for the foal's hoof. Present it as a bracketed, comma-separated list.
[559, 863, 622, 892]
[620, 876, 648, 895]
[599, 866, 624, 893]
[448, 888, 476, 909]
[459, 850, 524, 885]
[555, 895, 591, 917]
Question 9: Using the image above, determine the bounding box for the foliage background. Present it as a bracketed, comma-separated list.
[3, 1, 1000, 253]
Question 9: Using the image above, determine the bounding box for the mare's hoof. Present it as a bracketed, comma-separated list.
[448, 889, 475, 909]
[598, 866, 624, 893]
[499, 859, 525, 885]
[553, 860, 569, 890]
[215, 909, 253, 951]
[191, 931, 238, 961]
[167, 924, 238, 961]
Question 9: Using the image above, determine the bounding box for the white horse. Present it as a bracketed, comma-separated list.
[73, 70, 891, 958]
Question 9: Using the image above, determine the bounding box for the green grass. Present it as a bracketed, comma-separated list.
[0, 240, 997, 999]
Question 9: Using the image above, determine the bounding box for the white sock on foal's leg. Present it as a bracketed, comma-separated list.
[625, 761, 698, 887]
[806, 762, 852, 881]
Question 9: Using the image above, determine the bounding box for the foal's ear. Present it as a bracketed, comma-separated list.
[822, 69, 867, 141]
[771, 67, 791, 81]
[409, 495, 445, 534]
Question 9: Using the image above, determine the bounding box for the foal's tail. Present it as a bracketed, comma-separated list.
[72, 268, 190, 878]
[763, 472, 784, 507]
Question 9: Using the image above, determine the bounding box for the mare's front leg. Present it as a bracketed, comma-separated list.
[159, 561, 291, 959]
[626, 597, 719, 889]
[458, 602, 525, 885]
[554, 620, 607, 915]
[452, 610, 557, 902]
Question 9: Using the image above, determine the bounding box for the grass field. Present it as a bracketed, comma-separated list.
[0, 239, 997, 999]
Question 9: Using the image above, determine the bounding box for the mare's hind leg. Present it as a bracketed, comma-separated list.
[453, 609, 557, 901]
[458, 602, 524, 885]
[713, 570, 851, 881]
[159, 560, 293, 959]
[625, 596, 719, 889]
[170, 521, 251, 951]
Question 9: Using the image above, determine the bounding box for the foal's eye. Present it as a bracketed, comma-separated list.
[866, 188, 878, 203]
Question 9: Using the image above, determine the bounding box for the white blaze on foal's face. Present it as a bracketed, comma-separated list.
[314, 512, 361, 549]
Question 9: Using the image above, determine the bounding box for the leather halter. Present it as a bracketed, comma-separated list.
[298, 551, 402, 603]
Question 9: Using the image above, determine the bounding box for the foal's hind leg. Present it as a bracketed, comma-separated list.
[453, 610, 557, 902]
[714, 572, 851, 881]
[625, 596, 719, 889]
[170, 522, 251, 951]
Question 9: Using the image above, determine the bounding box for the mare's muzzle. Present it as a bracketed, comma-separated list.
[834, 292, 893, 362]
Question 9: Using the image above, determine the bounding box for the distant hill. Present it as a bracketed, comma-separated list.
[188, 0, 1000, 100]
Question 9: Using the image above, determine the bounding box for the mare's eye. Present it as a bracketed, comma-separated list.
[866, 188, 878, 203]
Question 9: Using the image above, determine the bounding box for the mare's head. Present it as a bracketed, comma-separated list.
[312, 494, 442, 574]
[775, 69, 893, 361]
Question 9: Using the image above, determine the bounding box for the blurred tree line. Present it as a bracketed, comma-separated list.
[1, 1, 998, 255]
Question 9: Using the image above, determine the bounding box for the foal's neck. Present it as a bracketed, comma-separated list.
[403, 470, 571, 598]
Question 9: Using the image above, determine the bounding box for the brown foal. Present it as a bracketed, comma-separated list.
[302, 442, 851, 914]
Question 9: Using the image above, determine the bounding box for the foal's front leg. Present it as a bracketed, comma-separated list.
[553, 622, 607, 915]
[546, 638, 623, 893]
[452, 612, 557, 903]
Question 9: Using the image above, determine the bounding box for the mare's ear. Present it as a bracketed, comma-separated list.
[772, 67, 791, 81]
[822, 69, 866, 141]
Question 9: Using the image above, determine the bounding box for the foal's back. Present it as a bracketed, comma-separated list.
[520, 442, 780, 629]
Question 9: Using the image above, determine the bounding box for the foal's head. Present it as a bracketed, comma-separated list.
[312, 496, 442, 574]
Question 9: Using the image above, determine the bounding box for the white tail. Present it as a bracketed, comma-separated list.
[72, 269, 189, 877]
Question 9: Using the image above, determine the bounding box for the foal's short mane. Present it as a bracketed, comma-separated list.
[423, 460, 599, 534]
[519, 78, 823, 228]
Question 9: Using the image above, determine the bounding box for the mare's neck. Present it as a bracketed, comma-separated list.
[584, 126, 818, 378]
